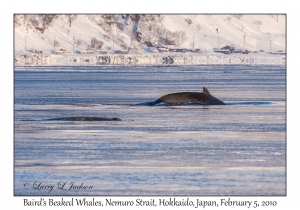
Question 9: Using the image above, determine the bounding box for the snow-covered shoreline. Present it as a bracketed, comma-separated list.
[14, 52, 285, 66]
[14, 15, 286, 67]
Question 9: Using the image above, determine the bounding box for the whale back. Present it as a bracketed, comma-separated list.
[154, 87, 226, 105]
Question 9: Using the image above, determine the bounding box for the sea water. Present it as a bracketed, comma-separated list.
[14, 65, 286, 195]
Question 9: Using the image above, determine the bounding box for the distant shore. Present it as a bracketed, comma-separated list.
[14, 52, 285, 66]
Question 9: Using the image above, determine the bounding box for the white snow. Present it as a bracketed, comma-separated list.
[14, 14, 286, 66]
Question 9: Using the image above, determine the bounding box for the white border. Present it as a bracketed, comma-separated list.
[3, 0, 297, 209]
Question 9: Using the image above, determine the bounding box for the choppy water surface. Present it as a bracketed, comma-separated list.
[14, 65, 286, 195]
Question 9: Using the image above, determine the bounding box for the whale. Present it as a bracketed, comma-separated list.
[49, 117, 122, 121]
[152, 87, 226, 105]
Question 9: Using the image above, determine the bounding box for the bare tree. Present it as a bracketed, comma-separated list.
[105, 46, 112, 51]
[103, 34, 111, 41]
[14, 15, 22, 27]
[254, 20, 263, 28]
[185, 18, 193, 26]
[129, 14, 141, 23]
[15, 14, 58, 34]
[90, 38, 104, 50]
[196, 24, 201, 31]
[90, 38, 96, 48]
[36, 14, 58, 34]
[75, 39, 82, 47]
[159, 32, 174, 45]
[15, 15, 34, 33]
[157, 15, 165, 22]
[108, 26, 128, 50]
[30, 16, 39, 28]
[138, 15, 165, 45]
[176, 30, 188, 46]
[65, 15, 78, 27]
[120, 42, 127, 50]
[40, 15, 58, 27]
[97, 14, 125, 33]
[159, 29, 188, 46]
[23, 15, 32, 33]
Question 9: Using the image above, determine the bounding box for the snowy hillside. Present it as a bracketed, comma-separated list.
[14, 14, 286, 54]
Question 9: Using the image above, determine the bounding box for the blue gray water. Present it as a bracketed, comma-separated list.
[14, 65, 286, 196]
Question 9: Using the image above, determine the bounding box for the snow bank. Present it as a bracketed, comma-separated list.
[14, 52, 285, 66]
[14, 54, 53, 65]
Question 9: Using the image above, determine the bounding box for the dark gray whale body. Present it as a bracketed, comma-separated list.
[50, 117, 121, 121]
[153, 87, 226, 105]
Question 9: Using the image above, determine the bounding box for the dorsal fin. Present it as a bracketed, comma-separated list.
[203, 87, 210, 94]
